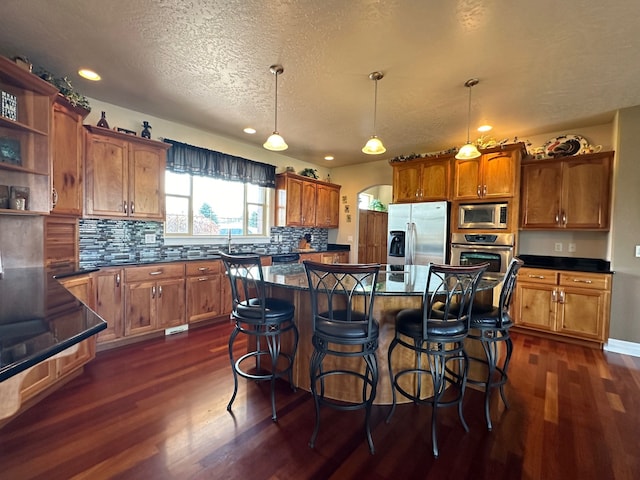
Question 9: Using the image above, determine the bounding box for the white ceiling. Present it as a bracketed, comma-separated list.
[2, 0, 640, 167]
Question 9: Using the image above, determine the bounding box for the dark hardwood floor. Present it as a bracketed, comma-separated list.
[1, 321, 639, 480]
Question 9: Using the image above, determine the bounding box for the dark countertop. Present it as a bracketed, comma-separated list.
[0, 267, 107, 382]
[518, 254, 613, 274]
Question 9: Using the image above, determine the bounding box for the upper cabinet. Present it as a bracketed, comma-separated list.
[453, 144, 524, 200]
[275, 173, 340, 228]
[392, 157, 451, 203]
[51, 95, 90, 216]
[0, 56, 58, 214]
[520, 151, 613, 230]
[84, 125, 170, 220]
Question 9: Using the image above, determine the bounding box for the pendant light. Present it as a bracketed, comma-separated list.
[263, 64, 288, 151]
[362, 71, 386, 155]
[455, 78, 482, 160]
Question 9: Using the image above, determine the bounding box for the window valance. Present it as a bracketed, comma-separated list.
[163, 138, 276, 188]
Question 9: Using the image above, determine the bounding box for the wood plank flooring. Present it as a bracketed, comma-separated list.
[1, 321, 639, 479]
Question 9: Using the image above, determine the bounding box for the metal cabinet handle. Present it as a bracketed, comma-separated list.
[158, 285, 163, 297]
[115, 273, 121, 287]
[123, 201, 128, 214]
[483, 185, 487, 196]
[528, 274, 546, 279]
[152, 286, 156, 298]
[198, 277, 208, 281]
[551, 289, 557, 302]
[562, 211, 567, 225]
[198, 267, 209, 272]
[477, 185, 482, 197]
[573, 278, 593, 284]
[149, 270, 163, 276]
[52, 188, 58, 207]
[130, 202, 135, 214]
[558, 290, 566, 304]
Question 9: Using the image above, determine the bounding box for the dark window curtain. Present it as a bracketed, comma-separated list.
[163, 138, 276, 188]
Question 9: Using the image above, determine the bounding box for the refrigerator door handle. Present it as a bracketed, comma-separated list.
[409, 222, 417, 265]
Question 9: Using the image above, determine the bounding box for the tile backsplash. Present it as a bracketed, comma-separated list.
[78, 219, 328, 268]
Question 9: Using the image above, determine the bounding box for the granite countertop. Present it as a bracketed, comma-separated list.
[518, 254, 613, 274]
[0, 267, 107, 382]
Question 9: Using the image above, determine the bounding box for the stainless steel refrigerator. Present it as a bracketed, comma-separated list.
[387, 201, 449, 265]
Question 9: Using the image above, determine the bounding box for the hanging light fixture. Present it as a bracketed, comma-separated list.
[263, 64, 288, 151]
[455, 78, 482, 160]
[362, 71, 386, 155]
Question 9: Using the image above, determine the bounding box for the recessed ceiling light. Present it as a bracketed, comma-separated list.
[78, 69, 101, 81]
[478, 124, 493, 132]
[243, 127, 256, 134]
[324, 155, 334, 161]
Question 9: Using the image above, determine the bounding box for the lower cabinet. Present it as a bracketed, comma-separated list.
[513, 267, 612, 347]
[94, 268, 124, 343]
[186, 260, 224, 324]
[124, 263, 185, 335]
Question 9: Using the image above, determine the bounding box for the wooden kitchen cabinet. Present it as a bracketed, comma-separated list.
[358, 209, 388, 264]
[84, 125, 170, 220]
[275, 173, 341, 228]
[50, 94, 89, 215]
[513, 267, 612, 347]
[392, 157, 451, 203]
[453, 144, 523, 200]
[43, 215, 78, 267]
[0, 55, 58, 215]
[124, 263, 185, 335]
[520, 152, 613, 230]
[186, 260, 224, 324]
[94, 267, 124, 343]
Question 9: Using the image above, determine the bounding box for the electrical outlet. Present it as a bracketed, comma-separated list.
[568, 243, 576, 253]
[554, 242, 563, 252]
[144, 234, 156, 244]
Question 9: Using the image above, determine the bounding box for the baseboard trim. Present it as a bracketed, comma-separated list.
[604, 338, 640, 358]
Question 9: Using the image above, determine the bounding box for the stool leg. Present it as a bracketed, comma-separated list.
[266, 328, 280, 422]
[308, 347, 325, 449]
[363, 352, 378, 455]
[227, 325, 240, 412]
[289, 324, 299, 392]
[386, 337, 399, 423]
[499, 333, 513, 409]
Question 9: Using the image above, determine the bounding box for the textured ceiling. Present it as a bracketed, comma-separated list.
[2, 0, 639, 167]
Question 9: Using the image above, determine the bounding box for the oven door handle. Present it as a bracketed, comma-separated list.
[451, 244, 513, 251]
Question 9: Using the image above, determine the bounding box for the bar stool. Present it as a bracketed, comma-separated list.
[220, 253, 299, 422]
[466, 257, 524, 431]
[303, 260, 381, 454]
[386, 263, 488, 458]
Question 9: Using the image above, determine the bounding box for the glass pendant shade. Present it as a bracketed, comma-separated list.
[455, 142, 481, 160]
[263, 132, 288, 151]
[362, 135, 386, 154]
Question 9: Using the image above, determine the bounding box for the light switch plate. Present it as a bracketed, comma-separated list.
[636, 245, 640, 257]
[554, 242, 563, 252]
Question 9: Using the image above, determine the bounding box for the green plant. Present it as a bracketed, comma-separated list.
[35, 67, 91, 111]
[299, 168, 318, 179]
[370, 199, 386, 211]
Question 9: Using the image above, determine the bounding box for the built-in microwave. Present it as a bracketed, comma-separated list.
[458, 202, 508, 229]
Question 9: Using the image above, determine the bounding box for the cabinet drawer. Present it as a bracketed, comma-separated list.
[185, 260, 221, 277]
[124, 263, 184, 282]
[518, 268, 558, 285]
[559, 272, 610, 291]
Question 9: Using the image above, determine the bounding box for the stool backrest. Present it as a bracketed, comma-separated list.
[497, 257, 525, 325]
[303, 261, 381, 343]
[423, 263, 489, 338]
[220, 253, 266, 320]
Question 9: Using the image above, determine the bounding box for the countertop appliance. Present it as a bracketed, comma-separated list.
[387, 201, 449, 265]
[458, 202, 508, 229]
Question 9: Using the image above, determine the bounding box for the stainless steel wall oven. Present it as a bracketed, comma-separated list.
[450, 232, 514, 280]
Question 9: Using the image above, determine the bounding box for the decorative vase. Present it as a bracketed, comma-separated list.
[141, 121, 152, 139]
[97, 111, 109, 128]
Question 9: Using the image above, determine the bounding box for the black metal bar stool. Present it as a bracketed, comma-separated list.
[303, 260, 381, 454]
[386, 263, 488, 458]
[221, 253, 299, 422]
[465, 257, 524, 431]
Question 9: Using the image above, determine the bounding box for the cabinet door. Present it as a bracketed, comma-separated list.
[421, 159, 451, 201]
[483, 151, 515, 198]
[157, 278, 185, 328]
[453, 157, 482, 200]
[328, 186, 340, 227]
[187, 274, 222, 323]
[520, 162, 563, 228]
[557, 287, 609, 341]
[562, 156, 612, 229]
[57, 338, 96, 378]
[51, 99, 84, 215]
[125, 280, 156, 335]
[128, 143, 165, 220]
[284, 176, 304, 226]
[514, 283, 556, 331]
[316, 184, 340, 228]
[20, 362, 56, 402]
[301, 181, 316, 226]
[393, 162, 422, 202]
[85, 133, 128, 217]
[95, 269, 124, 343]
[60, 275, 93, 308]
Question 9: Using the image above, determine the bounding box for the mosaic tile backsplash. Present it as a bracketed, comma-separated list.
[78, 219, 329, 268]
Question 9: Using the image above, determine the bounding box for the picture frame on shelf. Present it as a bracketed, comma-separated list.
[1, 90, 18, 121]
[0, 185, 9, 209]
[116, 127, 137, 136]
[10, 185, 29, 210]
[0, 137, 21, 166]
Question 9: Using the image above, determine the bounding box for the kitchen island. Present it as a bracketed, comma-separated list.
[0, 267, 107, 423]
[259, 263, 500, 405]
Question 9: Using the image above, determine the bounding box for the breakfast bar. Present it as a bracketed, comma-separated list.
[258, 263, 500, 405]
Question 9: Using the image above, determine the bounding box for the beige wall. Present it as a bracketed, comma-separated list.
[610, 107, 640, 343]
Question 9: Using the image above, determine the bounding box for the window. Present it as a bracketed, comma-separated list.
[165, 171, 270, 238]
[359, 193, 374, 210]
